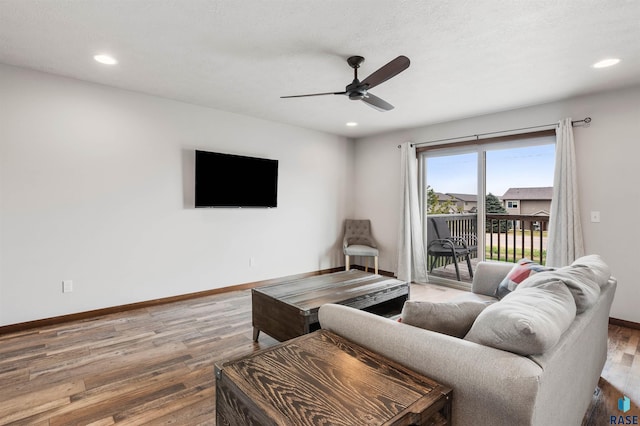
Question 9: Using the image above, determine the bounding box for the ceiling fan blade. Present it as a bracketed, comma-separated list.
[281, 91, 346, 98]
[361, 56, 410, 90]
[361, 92, 394, 111]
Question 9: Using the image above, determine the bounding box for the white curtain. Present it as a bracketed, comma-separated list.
[397, 142, 428, 283]
[546, 118, 585, 267]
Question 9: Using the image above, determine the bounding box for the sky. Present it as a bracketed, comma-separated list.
[425, 144, 555, 197]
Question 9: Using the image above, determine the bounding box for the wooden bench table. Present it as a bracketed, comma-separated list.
[216, 329, 452, 425]
[252, 270, 409, 342]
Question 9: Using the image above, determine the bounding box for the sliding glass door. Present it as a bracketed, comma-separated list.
[485, 143, 555, 265]
[420, 134, 555, 287]
[422, 148, 479, 286]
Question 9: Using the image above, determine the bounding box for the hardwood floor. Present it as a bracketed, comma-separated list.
[0, 285, 638, 425]
[0, 291, 278, 425]
[583, 324, 640, 425]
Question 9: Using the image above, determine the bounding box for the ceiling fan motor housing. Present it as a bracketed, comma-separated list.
[346, 79, 367, 100]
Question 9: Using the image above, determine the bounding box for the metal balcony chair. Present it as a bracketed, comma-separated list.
[343, 219, 379, 274]
[427, 217, 474, 281]
[431, 216, 478, 257]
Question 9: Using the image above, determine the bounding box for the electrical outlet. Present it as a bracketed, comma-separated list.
[590, 211, 601, 223]
[62, 280, 73, 293]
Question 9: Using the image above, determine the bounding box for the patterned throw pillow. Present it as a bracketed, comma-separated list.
[495, 259, 555, 299]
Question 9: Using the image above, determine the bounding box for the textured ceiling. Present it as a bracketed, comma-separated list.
[1, 0, 639, 137]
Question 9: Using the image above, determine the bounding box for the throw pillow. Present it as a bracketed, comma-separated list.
[465, 280, 576, 355]
[495, 258, 555, 299]
[400, 300, 487, 338]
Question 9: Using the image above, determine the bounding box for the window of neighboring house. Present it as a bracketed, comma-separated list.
[420, 131, 555, 287]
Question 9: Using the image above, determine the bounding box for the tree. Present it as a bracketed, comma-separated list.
[486, 193, 505, 213]
[426, 186, 455, 214]
[486, 193, 509, 232]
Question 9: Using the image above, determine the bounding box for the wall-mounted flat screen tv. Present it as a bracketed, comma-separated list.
[195, 150, 278, 208]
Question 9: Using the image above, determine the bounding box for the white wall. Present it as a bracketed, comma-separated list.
[0, 64, 354, 326]
[3, 62, 638, 326]
[354, 85, 640, 323]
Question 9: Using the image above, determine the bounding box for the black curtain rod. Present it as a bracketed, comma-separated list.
[397, 117, 591, 148]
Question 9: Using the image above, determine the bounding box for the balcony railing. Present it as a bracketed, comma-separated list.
[428, 213, 549, 267]
[486, 214, 549, 264]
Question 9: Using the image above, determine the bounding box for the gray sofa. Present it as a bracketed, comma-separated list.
[319, 255, 616, 426]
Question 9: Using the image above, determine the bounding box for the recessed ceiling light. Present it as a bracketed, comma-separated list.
[346, 122, 358, 127]
[592, 58, 620, 68]
[94, 54, 118, 65]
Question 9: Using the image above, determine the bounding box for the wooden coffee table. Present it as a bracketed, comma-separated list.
[216, 330, 452, 425]
[252, 270, 409, 341]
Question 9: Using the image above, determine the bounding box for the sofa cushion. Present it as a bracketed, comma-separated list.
[343, 244, 379, 256]
[465, 280, 576, 355]
[401, 300, 487, 338]
[571, 254, 611, 287]
[450, 292, 498, 304]
[517, 266, 600, 314]
[495, 258, 555, 299]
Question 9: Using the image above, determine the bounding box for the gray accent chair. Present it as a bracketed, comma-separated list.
[343, 219, 379, 274]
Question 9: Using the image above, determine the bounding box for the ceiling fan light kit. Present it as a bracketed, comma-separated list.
[281, 55, 410, 111]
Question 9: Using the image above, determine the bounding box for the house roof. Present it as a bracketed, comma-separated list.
[502, 187, 553, 200]
[446, 193, 477, 202]
[531, 209, 551, 216]
[435, 192, 456, 202]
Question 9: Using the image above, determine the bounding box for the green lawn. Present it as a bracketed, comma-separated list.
[484, 229, 547, 263]
[485, 247, 546, 264]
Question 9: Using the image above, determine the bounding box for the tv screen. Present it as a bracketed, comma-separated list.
[195, 150, 278, 208]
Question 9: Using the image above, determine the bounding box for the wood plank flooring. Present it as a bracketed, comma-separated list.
[0, 291, 278, 425]
[0, 285, 638, 425]
[583, 324, 640, 425]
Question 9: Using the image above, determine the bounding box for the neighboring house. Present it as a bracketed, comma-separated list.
[446, 193, 477, 213]
[432, 192, 477, 213]
[501, 187, 553, 230]
[433, 192, 459, 213]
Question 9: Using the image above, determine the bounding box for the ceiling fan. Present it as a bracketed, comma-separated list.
[281, 55, 410, 111]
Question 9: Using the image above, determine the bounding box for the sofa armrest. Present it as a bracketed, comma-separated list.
[471, 261, 514, 297]
[319, 303, 542, 426]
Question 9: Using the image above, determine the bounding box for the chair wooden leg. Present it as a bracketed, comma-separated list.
[345, 255, 350, 271]
[365, 257, 369, 272]
[374, 256, 378, 274]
